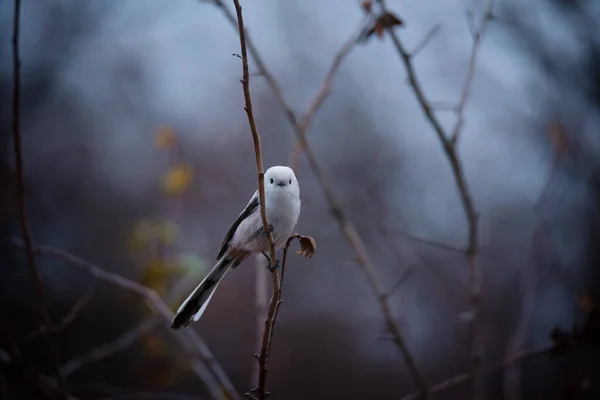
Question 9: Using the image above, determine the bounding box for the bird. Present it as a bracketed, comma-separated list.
[170, 165, 301, 330]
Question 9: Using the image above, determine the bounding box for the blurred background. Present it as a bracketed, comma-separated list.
[1, 0, 599, 399]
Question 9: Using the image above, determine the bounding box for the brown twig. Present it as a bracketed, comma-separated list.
[375, 0, 494, 397]
[231, 0, 276, 267]
[5, 238, 240, 400]
[61, 317, 161, 377]
[449, 4, 493, 145]
[252, 255, 269, 387]
[19, 289, 95, 344]
[288, 14, 373, 169]
[400, 344, 555, 400]
[230, 2, 281, 398]
[212, 0, 428, 394]
[11, 0, 69, 396]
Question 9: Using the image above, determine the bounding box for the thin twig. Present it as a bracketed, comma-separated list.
[449, 4, 494, 145]
[288, 14, 372, 169]
[409, 24, 442, 58]
[231, 0, 276, 267]
[375, 0, 494, 397]
[503, 154, 561, 400]
[60, 318, 161, 377]
[212, 0, 428, 394]
[400, 345, 555, 400]
[5, 238, 240, 400]
[252, 254, 268, 387]
[380, 226, 464, 254]
[11, 0, 68, 396]
[230, 2, 281, 398]
[19, 289, 95, 344]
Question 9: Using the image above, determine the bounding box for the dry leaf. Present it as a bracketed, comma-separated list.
[361, 0, 372, 13]
[161, 163, 193, 196]
[295, 234, 316, 258]
[155, 127, 176, 150]
[364, 11, 404, 40]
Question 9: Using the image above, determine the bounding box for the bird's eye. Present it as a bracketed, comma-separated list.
[289, 179, 292, 184]
[270, 178, 274, 184]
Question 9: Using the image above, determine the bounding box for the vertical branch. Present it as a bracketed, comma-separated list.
[11, 0, 69, 396]
[252, 254, 268, 386]
[213, 0, 428, 395]
[374, 0, 494, 398]
[230, 1, 279, 398]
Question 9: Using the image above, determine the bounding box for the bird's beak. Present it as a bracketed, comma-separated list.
[277, 181, 286, 187]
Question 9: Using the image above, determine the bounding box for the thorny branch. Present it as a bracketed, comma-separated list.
[374, 0, 494, 397]
[11, 0, 69, 396]
[230, 1, 280, 398]
[6, 238, 240, 400]
[211, 0, 428, 395]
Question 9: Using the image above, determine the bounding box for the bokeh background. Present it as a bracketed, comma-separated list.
[1, 0, 599, 399]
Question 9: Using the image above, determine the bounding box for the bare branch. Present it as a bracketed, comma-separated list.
[230, 0, 276, 269]
[19, 289, 95, 344]
[212, 0, 428, 395]
[5, 238, 240, 400]
[385, 266, 417, 298]
[401, 345, 554, 400]
[449, 4, 494, 145]
[380, 226, 464, 254]
[504, 152, 561, 400]
[288, 15, 372, 169]
[60, 318, 161, 377]
[11, 0, 68, 395]
[252, 255, 268, 387]
[230, 1, 283, 398]
[408, 24, 442, 58]
[373, 0, 494, 397]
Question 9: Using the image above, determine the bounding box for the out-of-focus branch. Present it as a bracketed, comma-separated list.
[504, 143, 562, 400]
[211, 1, 428, 394]
[288, 14, 373, 169]
[10, 0, 68, 396]
[400, 344, 554, 400]
[19, 289, 95, 344]
[230, 1, 280, 398]
[60, 318, 161, 377]
[6, 238, 240, 400]
[374, 0, 494, 397]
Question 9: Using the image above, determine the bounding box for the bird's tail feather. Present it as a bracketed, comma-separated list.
[170, 255, 234, 330]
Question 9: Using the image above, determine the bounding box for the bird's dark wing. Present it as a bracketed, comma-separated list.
[216, 190, 259, 260]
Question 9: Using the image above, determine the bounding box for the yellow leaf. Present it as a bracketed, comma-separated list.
[141, 259, 172, 296]
[155, 127, 176, 150]
[161, 163, 193, 196]
[154, 219, 180, 245]
[127, 219, 157, 253]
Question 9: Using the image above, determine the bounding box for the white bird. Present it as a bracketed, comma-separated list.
[170, 165, 301, 330]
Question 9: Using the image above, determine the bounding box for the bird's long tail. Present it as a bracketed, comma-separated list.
[170, 255, 234, 330]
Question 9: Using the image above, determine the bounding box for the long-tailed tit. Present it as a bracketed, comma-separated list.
[170, 165, 301, 330]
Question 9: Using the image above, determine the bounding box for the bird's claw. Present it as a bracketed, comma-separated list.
[267, 259, 280, 271]
[260, 224, 274, 237]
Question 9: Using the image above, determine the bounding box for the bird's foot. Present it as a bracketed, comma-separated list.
[267, 259, 280, 271]
[260, 224, 274, 237]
